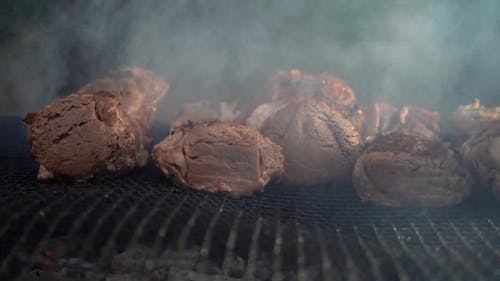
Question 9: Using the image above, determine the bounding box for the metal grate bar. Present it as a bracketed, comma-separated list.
[75, 190, 133, 260]
[0, 194, 67, 271]
[391, 224, 447, 281]
[315, 226, 334, 281]
[11, 192, 99, 279]
[97, 189, 162, 266]
[336, 228, 360, 281]
[449, 222, 500, 279]
[296, 224, 307, 281]
[169, 195, 208, 280]
[293, 192, 307, 281]
[135, 193, 189, 281]
[8, 190, 91, 275]
[0, 197, 24, 219]
[150, 193, 188, 257]
[1, 157, 500, 280]
[32, 192, 94, 251]
[0, 195, 45, 240]
[244, 217, 263, 281]
[372, 224, 410, 281]
[470, 222, 500, 259]
[58, 188, 124, 258]
[271, 222, 284, 281]
[409, 222, 477, 280]
[177, 195, 208, 251]
[488, 219, 499, 235]
[353, 226, 384, 281]
[428, 220, 485, 281]
[125, 192, 171, 250]
[196, 197, 226, 274]
[449, 222, 475, 251]
[0, 196, 48, 268]
[221, 208, 242, 276]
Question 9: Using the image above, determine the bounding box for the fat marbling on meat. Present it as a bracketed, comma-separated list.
[152, 122, 284, 197]
[24, 67, 169, 180]
[353, 134, 471, 207]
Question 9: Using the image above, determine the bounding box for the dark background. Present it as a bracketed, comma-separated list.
[1, 0, 499, 121]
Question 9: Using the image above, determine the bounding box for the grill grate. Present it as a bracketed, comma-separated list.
[0, 158, 499, 280]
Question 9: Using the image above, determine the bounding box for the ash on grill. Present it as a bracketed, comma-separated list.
[16, 245, 320, 281]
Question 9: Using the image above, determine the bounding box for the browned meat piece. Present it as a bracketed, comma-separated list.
[453, 98, 500, 138]
[75, 67, 169, 147]
[351, 103, 441, 142]
[353, 134, 471, 207]
[152, 122, 284, 197]
[264, 69, 356, 115]
[170, 100, 242, 128]
[25, 67, 169, 180]
[461, 122, 500, 201]
[260, 97, 360, 187]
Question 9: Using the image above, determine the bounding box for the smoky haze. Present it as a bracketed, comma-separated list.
[0, 0, 499, 122]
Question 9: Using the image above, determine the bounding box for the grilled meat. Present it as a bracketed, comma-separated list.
[453, 98, 500, 138]
[351, 103, 441, 142]
[349, 103, 400, 142]
[25, 67, 169, 180]
[152, 122, 284, 197]
[259, 97, 360, 187]
[353, 134, 471, 207]
[263, 69, 356, 116]
[461, 122, 500, 201]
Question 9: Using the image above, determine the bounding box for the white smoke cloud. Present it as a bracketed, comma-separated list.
[0, 0, 498, 121]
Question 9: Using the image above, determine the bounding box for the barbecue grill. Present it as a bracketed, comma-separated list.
[2, 1, 500, 280]
[0, 116, 499, 280]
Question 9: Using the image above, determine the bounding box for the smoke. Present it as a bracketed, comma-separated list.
[1, 0, 498, 120]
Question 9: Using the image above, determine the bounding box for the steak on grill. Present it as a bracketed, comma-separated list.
[350, 103, 441, 142]
[152, 122, 284, 197]
[24, 67, 169, 180]
[259, 97, 361, 187]
[461, 122, 500, 201]
[353, 134, 471, 207]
